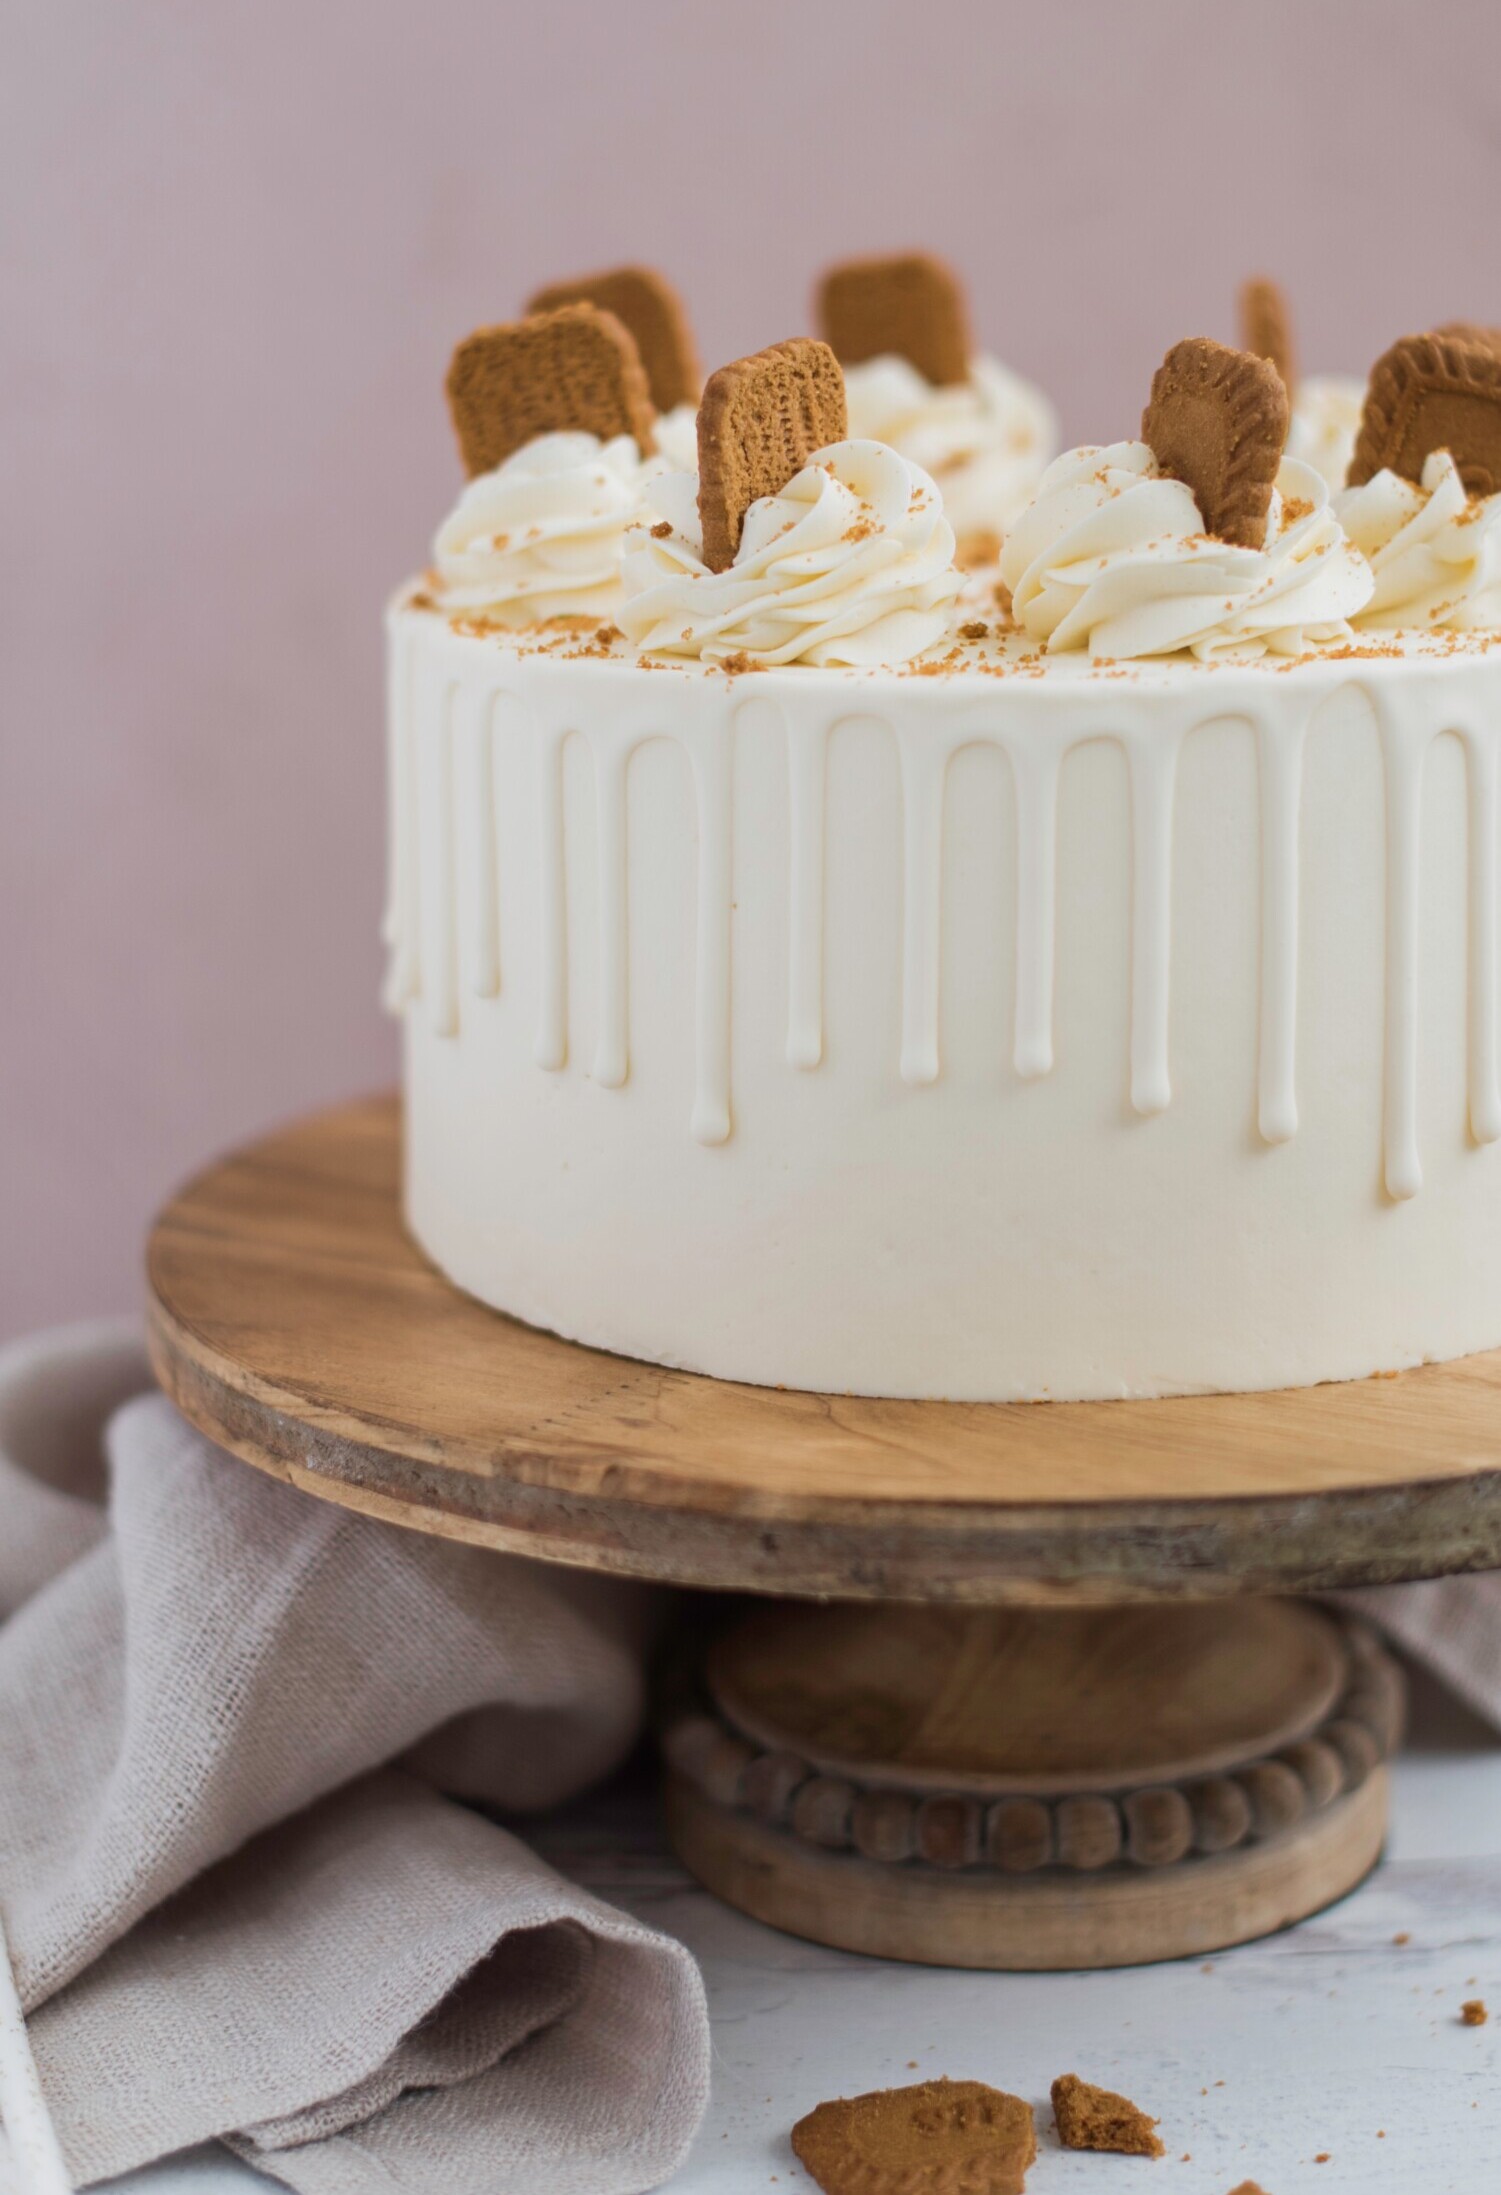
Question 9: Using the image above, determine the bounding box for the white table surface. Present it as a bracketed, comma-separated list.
[92, 1665, 1501, 2195]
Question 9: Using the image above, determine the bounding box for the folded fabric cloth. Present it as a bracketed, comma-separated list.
[0, 1322, 708, 2193]
[3, 1324, 1500, 2193]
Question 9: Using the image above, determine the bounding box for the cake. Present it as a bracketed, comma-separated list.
[388, 265, 1501, 1403]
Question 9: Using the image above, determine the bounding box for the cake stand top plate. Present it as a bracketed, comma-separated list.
[144, 1095, 1501, 1605]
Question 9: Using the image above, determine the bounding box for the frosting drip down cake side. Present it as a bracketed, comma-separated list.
[388, 272, 1501, 1401]
[389, 619, 1501, 1399]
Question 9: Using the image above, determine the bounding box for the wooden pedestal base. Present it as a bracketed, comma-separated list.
[662, 1599, 1402, 1969]
[146, 1101, 1453, 1972]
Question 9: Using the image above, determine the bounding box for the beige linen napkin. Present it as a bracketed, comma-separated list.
[0, 1322, 708, 2193]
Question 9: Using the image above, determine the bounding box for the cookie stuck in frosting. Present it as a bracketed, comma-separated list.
[818, 251, 973, 389]
[999, 442, 1370, 660]
[1349, 329, 1501, 497]
[696, 337, 847, 571]
[1240, 275, 1296, 395]
[446, 304, 656, 479]
[621, 436, 961, 667]
[1142, 337, 1290, 549]
[528, 264, 701, 415]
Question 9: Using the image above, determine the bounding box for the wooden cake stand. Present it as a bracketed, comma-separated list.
[146, 1095, 1501, 1970]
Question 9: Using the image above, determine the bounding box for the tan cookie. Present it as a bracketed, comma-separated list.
[792, 2078, 1036, 2195]
[696, 337, 847, 572]
[1239, 276, 1296, 393]
[817, 252, 972, 388]
[445, 304, 655, 478]
[1051, 2073, 1164, 2158]
[1437, 321, 1501, 354]
[1349, 330, 1501, 494]
[1142, 337, 1289, 549]
[527, 264, 701, 414]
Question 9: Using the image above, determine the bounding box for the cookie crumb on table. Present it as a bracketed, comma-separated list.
[1051, 2073, 1164, 2157]
[1462, 1998, 1489, 2025]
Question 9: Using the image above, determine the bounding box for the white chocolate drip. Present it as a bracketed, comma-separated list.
[381, 618, 420, 1012]
[1124, 724, 1181, 1118]
[384, 644, 1501, 1196]
[1465, 728, 1501, 1149]
[784, 705, 827, 1071]
[1378, 701, 1427, 1201]
[461, 689, 500, 1000]
[591, 736, 631, 1090]
[1010, 740, 1060, 1081]
[535, 726, 568, 1072]
[1256, 714, 1305, 1146]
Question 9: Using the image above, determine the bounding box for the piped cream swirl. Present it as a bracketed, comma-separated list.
[1286, 375, 1364, 492]
[651, 402, 700, 473]
[618, 438, 963, 667]
[999, 442, 1373, 660]
[433, 431, 650, 622]
[842, 353, 1056, 545]
[1337, 450, 1501, 630]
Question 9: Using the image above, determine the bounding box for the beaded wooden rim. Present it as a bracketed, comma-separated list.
[660, 1617, 1400, 1876]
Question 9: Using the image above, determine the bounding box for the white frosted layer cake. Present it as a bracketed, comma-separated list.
[388, 611, 1501, 1400]
[390, 278, 1501, 1400]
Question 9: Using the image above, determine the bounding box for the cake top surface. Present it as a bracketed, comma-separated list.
[396, 575, 1501, 683]
[422, 270, 1501, 674]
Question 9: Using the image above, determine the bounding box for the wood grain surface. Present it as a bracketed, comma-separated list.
[705, 1600, 1348, 1792]
[145, 1094, 1501, 1603]
[664, 1770, 1389, 1971]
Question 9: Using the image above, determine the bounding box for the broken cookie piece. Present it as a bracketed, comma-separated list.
[1051, 2072, 1165, 2157]
[793, 2077, 1036, 2195]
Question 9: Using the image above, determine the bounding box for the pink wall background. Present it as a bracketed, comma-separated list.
[4, 0, 1501, 1333]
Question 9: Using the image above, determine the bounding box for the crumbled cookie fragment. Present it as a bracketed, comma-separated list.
[1051, 2072, 1165, 2157]
[793, 2077, 1036, 2195]
[1461, 1998, 1489, 2025]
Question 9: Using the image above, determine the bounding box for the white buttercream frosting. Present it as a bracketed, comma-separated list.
[651, 402, 700, 472]
[1286, 375, 1364, 492]
[1336, 450, 1501, 631]
[841, 352, 1056, 545]
[432, 431, 650, 622]
[618, 438, 963, 667]
[999, 442, 1373, 660]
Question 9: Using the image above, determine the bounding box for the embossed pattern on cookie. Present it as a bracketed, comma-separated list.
[1436, 321, 1501, 354]
[818, 252, 972, 388]
[792, 2078, 1036, 2195]
[528, 265, 701, 414]
[445, 304, 656, 479]
[1349, 331, 1501, 496]
[1239, 276, 1296, 393]
[696, 337, 847, 573]
[1142, 337, 1289, 550]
